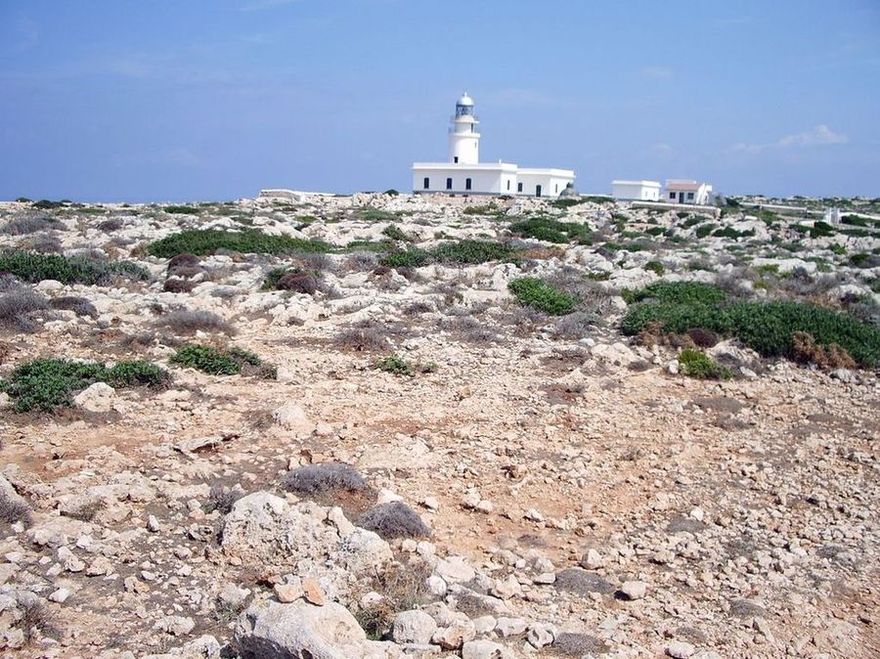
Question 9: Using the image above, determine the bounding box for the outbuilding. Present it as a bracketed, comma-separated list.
[611, 180, 661, 201]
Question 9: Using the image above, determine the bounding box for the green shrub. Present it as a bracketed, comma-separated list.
[380, 248, 431, 268]
[508, 217, 592, 244]
[32, 200, 65, 210]
[644, 261, 665, 275]
[430, 239, 516, 264]
[170, 344, 275, 378]
[0, 358, 168, 412]
[678, 348, 732, 380]
[830, 244, 846, 255]
[508, 277, 576, 315]
[462, 204, 498, 215]
[358, 209, 399, 222]
[712, 227, 755, 239]
[164, 205, 199, 214]
[380, 240, 515, 268]
[146, 229, 330, 258]
[622, 281, 727, 306]
[621, 282, 880, 367]
[645, 226, 666, 236]
[694, 223, 717, 238]
[381, 224, 411, 242]
[0, 251, 149, 285]
[374, 354, 414, 377]
[809, 221, 836, 238]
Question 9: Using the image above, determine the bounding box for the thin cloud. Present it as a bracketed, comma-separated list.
[239, 0, 299, 11]
[733, 125, 849, 154]
[641, 66, 673, 79]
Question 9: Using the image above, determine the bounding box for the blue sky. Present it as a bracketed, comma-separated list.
[1, 0, 878, 201]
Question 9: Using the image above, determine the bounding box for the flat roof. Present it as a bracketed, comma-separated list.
[612, 180, 661, 186]
[517, 167, 576, 177]
[412, 162, 518, 171]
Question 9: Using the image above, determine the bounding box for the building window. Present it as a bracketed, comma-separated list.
[454, 157, 458, 163]
[423, 177, 430, 190]
[669, 192, 676, 199]
[687, 192, 694, 200]
[555, 184, 559, 193]
[517, 182, 523, 193]
[465, 178, 472, 191]
[446, 178, 452, 190]
[507, 180, 511, 191]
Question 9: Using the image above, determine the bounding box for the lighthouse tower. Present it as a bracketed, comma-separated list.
[447, 92, 480, 165]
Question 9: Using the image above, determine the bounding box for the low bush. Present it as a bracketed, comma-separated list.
[0, 289, 50, 332]
[622, 281, 880, 367]
[22, 234, 62, 254]
[32, 200, 66, 210]
[357, 502, 431, 539]
[644, 260, 665, 275]
[508, 216, 592, 244]
[381, 224, 412, 242]
[334, 324, 391, 351]
[1, 216, 61, 236]
[147, 229, 330, 258]
[791, 331, 855, 369]
[0, 358, 169, 412]
[163, 278, 197, 293]
[97, 218, 124, 232]
[375, 354, 414, 376]
[623, 281, 727, 306]
[712, 227, 755, 239]
[509, 277, 576, 315]
[678, 348, 732, 380]
[48, 296, 97, 318]
[280, 463, 367, 495]
[380, 248, 431, 268]
[0, 251, 148, 285]
[170, 344, 275, 378]
[153, 309, 234, 335]
[166, 253, 203, 277]
[430, 239, 516, 264]
[0, 490, 32, 526]
[358, 208, 399, 222]
[205, 483, 246, 515]
[164, 205, 199, 214]
[261, 267, 318, 293]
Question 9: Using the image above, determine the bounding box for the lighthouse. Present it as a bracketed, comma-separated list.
[448, 93, 480, 165]
[412, 92, 575, 198]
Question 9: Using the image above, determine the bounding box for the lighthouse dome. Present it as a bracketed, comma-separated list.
[457, 92, 474, 106]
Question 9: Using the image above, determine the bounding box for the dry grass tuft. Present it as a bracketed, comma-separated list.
[153, 309, 235, 335]
[791, 331, 856, 370]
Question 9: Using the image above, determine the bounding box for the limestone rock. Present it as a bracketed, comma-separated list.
[73, 381, 116, 413]
[392, 610, 437, 645]
[234, 599, 367, 659]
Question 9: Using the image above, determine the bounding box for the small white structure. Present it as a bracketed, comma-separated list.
[412, 93, 575, 198]
[664, 179, 713, 205]
[611, 180, 661, 201]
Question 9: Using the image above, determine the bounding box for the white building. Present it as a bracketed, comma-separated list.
[412, 93, 575, 199]
[611, 180, 661, 201]
[664, 179, 713, 205]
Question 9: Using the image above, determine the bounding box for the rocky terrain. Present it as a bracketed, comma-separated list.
[0, 191, 878, 658]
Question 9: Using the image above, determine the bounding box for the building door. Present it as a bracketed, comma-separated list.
[536, 185, 542, 198]
[465, 178, 472, 191]
[446, 178, 452, 190]
[678, 192, 684, 203]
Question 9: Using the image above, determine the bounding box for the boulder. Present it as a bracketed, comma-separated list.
[234, 599, 367, 659]
[73, 382, 116, 413]
[392, 610, 437, 645]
